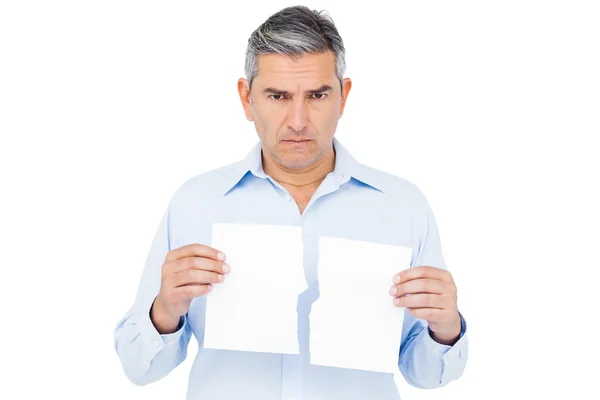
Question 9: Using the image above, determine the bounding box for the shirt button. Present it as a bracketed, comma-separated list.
[152, 340, 160, 347]
[288, 397, 296, 400]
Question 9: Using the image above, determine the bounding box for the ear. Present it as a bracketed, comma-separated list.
[238, 78, 253, 121]
[338, 77, 352, 119]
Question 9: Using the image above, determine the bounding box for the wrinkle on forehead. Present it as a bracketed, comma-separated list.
[255, 52, 337, 92]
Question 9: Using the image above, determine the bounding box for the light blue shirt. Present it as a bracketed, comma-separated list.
[114, 137, 468, 399]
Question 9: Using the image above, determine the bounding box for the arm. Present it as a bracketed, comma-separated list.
[397, 188, 469, 388]
[113, 206, 192, 386]
[399, 309, 468, 388]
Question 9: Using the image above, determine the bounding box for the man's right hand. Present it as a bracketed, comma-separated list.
[150, 243, 230, 334]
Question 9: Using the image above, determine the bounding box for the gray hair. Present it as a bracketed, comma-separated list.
[244, 5, 346, 95]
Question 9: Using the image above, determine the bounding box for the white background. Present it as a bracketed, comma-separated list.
[1, 1, 598, 399]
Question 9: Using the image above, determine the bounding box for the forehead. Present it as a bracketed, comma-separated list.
[254, 51, 337, 88]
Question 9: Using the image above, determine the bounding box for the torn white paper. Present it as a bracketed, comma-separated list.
[203, 223, 307, 354]
[310, 236, 412, 373]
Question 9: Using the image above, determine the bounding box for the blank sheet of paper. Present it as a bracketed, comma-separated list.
[310, 236, 413, 373]
[203, 223, 306, 354]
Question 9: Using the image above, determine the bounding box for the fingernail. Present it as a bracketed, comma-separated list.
[217, 252, 226, 261]
[394, 298, 400, 306]
[207, 284, 213, 291]
[393, 275, 401, 284]
[217, 274, 224, 282]
[222, 263, 230, 274]
[389, 286, 397, 296]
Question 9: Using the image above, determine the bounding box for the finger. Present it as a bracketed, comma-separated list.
[166, 243, 226, 263]
[174, 283, 213, 300]
[405, 307, 446, 322]
[172, 269, 225, 287]
[390, 278, 446, 296]
[168, 256, 230, 275]
[393, 266, 452, 284]
[393, 294, 444, 309]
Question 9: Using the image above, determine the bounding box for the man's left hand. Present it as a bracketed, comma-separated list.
[390, 266, 461, 345]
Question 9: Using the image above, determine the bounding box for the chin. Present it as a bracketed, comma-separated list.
[274, 152, 314, 169]
[281, 156, 313, 169]
[270, 141, 321, 169]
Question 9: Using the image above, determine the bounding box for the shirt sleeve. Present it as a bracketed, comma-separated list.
[397, 187, 469, 388]
[113, 205, 192, 386]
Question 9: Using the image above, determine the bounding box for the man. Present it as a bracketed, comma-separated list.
[114, 5, 468, 399]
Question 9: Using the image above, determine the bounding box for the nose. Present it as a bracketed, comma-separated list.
[286, 99, 309, 133]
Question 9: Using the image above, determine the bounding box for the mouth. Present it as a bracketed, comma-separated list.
[282, 138, 311, 143]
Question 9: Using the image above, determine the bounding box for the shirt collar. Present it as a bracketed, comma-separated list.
[221, 137, 387, 196]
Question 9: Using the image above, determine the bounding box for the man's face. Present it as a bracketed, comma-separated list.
[238, 51, 352, 171]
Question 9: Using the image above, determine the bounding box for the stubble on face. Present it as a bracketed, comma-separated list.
[249, 51, 342, 174]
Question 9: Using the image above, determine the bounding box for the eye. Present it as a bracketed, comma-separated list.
[269, 94, 286, 101]
[311, 93, 328, 100]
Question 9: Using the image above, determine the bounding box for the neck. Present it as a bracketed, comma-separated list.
[263, 147, 336, 188]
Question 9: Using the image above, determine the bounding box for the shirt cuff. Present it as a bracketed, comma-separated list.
[422, 311, 468, 360]
[136, 304, 187, 364]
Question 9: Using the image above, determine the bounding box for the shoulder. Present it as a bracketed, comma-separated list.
[356, 163, 429, 207]
[168, 159, 246, 209]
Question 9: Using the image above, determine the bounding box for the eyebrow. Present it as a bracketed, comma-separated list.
[261, 85, 334, 96]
